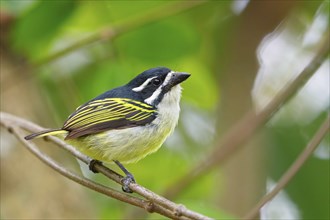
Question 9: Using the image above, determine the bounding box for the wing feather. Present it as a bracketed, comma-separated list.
[63, 98, 156, 139]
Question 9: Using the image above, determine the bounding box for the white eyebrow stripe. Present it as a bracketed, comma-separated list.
[163, 71, 175, 86]
[132, 76, 157, 92]
[144, 71, 175, 105]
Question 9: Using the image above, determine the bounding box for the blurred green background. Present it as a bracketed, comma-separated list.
[0, 1, 329, 219]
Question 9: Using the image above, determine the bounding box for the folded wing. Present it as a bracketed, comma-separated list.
[63, 98, 157, 139]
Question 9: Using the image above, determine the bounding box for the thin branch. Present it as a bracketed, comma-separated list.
[243, 115, 330, 220]
[163, 30, 330, 199]
[0, 112, 212, 220]
[35, 1, 207, 66]
[12, 128, 147, 206]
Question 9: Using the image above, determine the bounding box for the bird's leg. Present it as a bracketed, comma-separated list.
[114, 160, 135, 193]
[89, 159, 102, 173]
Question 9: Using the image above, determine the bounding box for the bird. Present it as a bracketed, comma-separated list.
[25, 67, 190, 192]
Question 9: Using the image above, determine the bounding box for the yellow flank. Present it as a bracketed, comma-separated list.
[66, 123, 171, 164]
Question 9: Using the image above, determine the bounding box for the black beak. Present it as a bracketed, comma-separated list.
[168, 72, 191, 88]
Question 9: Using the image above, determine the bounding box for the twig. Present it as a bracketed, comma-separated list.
[0, 112, 212, 220]
[35, 1, 207, 66]
[243, 115, 330, 220]
[163, 30, 330, 199]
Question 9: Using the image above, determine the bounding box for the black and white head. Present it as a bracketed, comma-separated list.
[128, 67, 190, 107]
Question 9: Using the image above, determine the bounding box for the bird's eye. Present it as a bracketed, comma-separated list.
[152, 78, 162, 86]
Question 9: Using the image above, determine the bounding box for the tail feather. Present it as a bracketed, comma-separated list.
[25, 129, 67, 140]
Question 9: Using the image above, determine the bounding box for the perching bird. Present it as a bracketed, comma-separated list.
[25, 67, 190, 192]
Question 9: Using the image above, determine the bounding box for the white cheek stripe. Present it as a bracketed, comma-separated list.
[145, 88, 162, 105]
[144, 71, 175, 105]
[132, 76, 157, 92]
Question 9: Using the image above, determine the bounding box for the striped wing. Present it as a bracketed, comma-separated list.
[63, 98, 157, 139]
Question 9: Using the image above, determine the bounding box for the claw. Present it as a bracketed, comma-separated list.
[121, 173, 135, 193]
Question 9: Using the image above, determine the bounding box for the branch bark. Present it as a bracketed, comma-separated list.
[243, 115, 330, 219]
[0, 112, 212, 220]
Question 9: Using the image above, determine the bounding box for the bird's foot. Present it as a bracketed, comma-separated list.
[114, 160, 136, 193]
[121, 173, 136, 193]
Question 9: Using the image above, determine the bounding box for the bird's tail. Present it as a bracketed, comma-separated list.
[25, 129, 68, 140]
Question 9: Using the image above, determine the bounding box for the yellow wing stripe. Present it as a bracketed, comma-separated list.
[73, 102, 120, 118]
[78, 98, 154, 110]
[63, 98, 156, 130]
[79, 116, 123, 127]
[127, 111, 150, 121]
[66, 108, 129, 128]
[66, 112, 122, 129]
[73, 99, 154, 118]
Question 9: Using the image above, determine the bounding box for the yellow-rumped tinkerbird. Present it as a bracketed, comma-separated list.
[25, 67, 190, 192]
